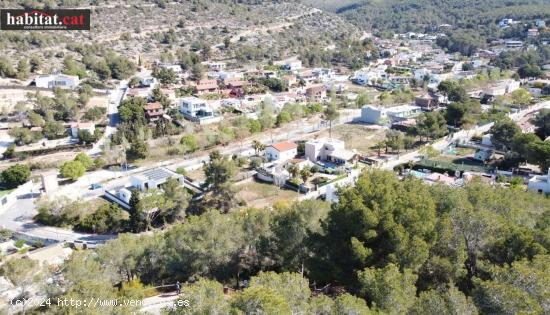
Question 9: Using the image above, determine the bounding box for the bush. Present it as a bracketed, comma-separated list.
[94, 157, 106, 169]
[176, 167, 187, 176]
[1, 164, 31, 188]
[76, 204, 129, 234]
[120, 279, 158, 299]
[3, 144, 15, 159]
[0, 229, 12, 242]
[167, 147, 182, 156]
[180, 134, 199, 153]
[14, 239, 25, 248]
[127, 140, 148, 160]
[249, 156, 265, 169]
[74, 152, 94, 170]
[35, 198, 88, 227]
[60, 161, 86, 180]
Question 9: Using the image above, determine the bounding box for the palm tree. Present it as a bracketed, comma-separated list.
[300, 166, 312, 183]
[288, 163, 299, 178]
[252, 140, 265, 156]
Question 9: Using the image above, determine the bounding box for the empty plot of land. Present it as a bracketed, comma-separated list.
[88, 95, 109, 109]
[314, 123, 387, 154]
[0, 89, 54, 112]
[237, 180, 301, 208]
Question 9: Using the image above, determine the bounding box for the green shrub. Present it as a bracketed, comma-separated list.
[14, 239, 25, 248]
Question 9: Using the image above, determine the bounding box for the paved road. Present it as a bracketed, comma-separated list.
[0, 192, 114, 243]
[2, 101, 547, 245]
[87, 79, 127, 156]
[0, 110, 360, 243]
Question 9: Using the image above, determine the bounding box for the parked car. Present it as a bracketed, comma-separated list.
[90, 183, 102, 190]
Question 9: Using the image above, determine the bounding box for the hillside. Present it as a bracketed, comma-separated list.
[0, 0, 360, 69]
[302, 0, 550, 34]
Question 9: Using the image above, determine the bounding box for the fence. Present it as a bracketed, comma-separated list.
[415, 158, 490, 174]
[0, 181, 36, 213]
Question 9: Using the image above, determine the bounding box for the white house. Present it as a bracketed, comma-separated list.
[385, 105, 422, 121]
[360, 104, 421, 125]
[203, 62, 226, 72]
[305, 138, 356, 164]
[313, 68, 334, 82]
[473, 149, 493, 162]
[179, 97, 220, 124]
[130, 167, 184, 192]
[499, 18, 514, 28]
[69, 122, 95, 138]
[505, 40, 523, 49]
[528, 169, 550, 194]
[283, 60, 302, 71]
[140, 76, 157, 88]
[117, 188, 133, 204]
[360, 105, 388, 124]
[35, 74, 79, 89]
[265, 141, 298, 162]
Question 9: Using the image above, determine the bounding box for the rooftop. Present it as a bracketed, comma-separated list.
[144, 102, 163, 111]
[136, 167, 182, 182]
[385, 104, 421, 114]
[269, 141, 298, 152]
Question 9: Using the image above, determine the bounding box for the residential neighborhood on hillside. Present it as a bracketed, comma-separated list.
[0, 1, 550, 314]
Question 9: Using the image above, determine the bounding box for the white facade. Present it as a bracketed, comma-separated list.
[481, 134, 493, 146]
[180, 97, 215, 118]
[41, 170, 58, 193]
[473, 149, 493, 162]
[140, 76, 157, 87]
[70, 122, 95, 138]
[204, 62, 226, 71]
[386, 105, 422, 120]
[283, 60, 302, 71]
[361, 104, 421, 125]
[361, 105, 388, 124]
[265, 142, 298, 162]
[130, 167, 184, 192]
[305, 138, 346, 162]
[118, 188, 132, 204]
[528, 169, 550, 194]
[35, 74, 79, 89]
[505, 41, 523, 48]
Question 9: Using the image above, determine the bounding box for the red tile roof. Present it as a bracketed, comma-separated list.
[144, 102, 163, 111]
[195, 79, 219, 91]
[269, 141, 298, 152]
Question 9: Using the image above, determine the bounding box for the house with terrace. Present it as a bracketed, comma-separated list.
[194, 79, 219, 95]
[179, 97, 222, 124]
[305, 138, 357, 166]
[105, 167, 203, 209]
[265, 141, 298, 162]
[34, 74, 79, 89]
[144, 102, 164, 123]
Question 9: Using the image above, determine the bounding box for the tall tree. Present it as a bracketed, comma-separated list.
[490, 118, 521, 150]
[532, 109, 550, 140]
[1, 164, 30, 188]
[358, 263, 418, 314]
[202, 150, 238, 212]
[311, 170, 436, 285]
[323, 101, 339, 139]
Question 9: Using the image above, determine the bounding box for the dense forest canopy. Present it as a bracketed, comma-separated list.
[302, 0, 550, 34]
[6, 170, 549, 314]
